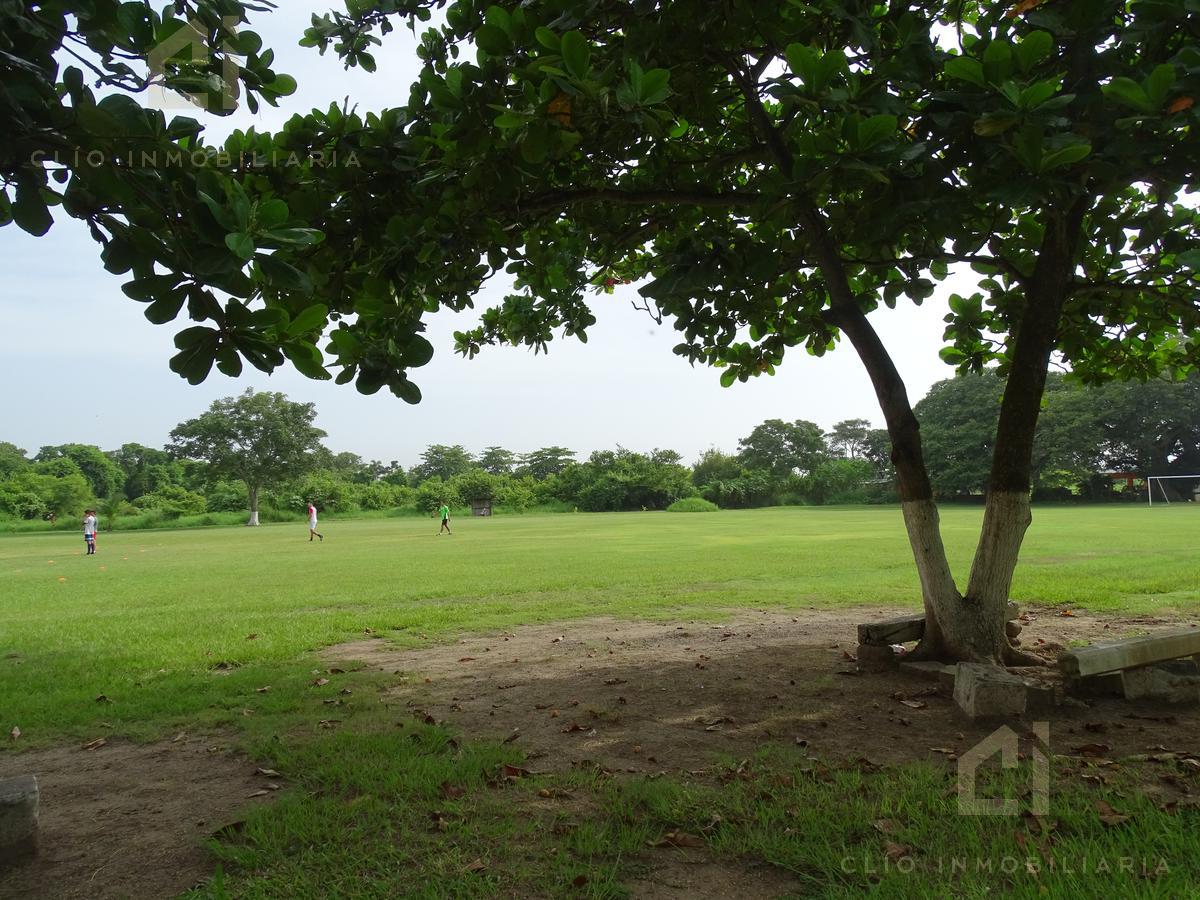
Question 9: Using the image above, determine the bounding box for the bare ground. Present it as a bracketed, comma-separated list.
[2, 604, 1196, 900]
[0, 735, 278, 900]
[329, 605, 1200, 777]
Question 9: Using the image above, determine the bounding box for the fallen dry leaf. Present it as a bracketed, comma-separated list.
[562, 723, 587, 733]
[459, 657, 477, 662]
[247, 789, 271, 799]
[246, 633, 258, 641]
[256, 768, 282, 778]
[502, 764, 532, 779]
[255, 686, 271, 693]
[439, 781, 467, 799]
[873, 819, 902, 836]
[884, 841, 912, 861]
[1167, 96, 1195, 114]
[900, 700, 927, 710]
[571, 873, 587, 888]
[1074, 743, 1111, 758]
[9, 726, 19, 742]
[464, 858, 487, 873]
[94, 694, 112, 704]
[1095, 799, 1130, 826]
[81, 737, 107, 751]
[311, 677, 330, 687]
[503, 729, 521, 744]
[1059, 610, 1075, 618]
[171, 731, 186, 743]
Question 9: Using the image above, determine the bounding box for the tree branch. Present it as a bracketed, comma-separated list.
[521, 187, 762, 212]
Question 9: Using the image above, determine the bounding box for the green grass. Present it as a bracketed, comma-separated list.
[3, 504, 1198, 897]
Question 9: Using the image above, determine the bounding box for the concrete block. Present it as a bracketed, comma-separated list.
[899, 660, 956, 691]
[856, 643, 900, 672]
[1060, 627, 1200, 677]
[954, 663, 1028, 720]
[0, 775, 38, 866]
[1024, 681, 1058, 713]
[857, 615, 924, 646]
[1121, 667, 1200, 704]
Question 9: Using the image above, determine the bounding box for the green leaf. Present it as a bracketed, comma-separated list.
[973, 113, 1019, 136]
[225, 232, 255, 260]
[483, 5, 512, 34]
[1102, 77, 1151, 111]
[982, 40, 1013, 84]
[475, 24, 511, 56]
[287, 304, 328, 337]
[12, 182, 52, 236]
[1018, 80, 1058, 110]
[944, 56, 986, 87]
[257, 199, 289, 230]
[560, 31, 590, 80]
[1144, 64, 1176, 107]
[144, 290, 187, 325]
[1014, 31, 1053, 73]
[534, 27, 560, 50]
[283, 342, 330, 380]
[493, 111, 527, 129]
[258, 254, 313, 293]
[1173, 249, 1200, 270]
[639, 68, 671, 105]
[785, 42, 819, 89]
[1039, 142, 1091, 172]
[393, 378, 423, 404]
[264, 74, 297, 97]
[719, 369, 736, 388]
[857, 114, 897, 150]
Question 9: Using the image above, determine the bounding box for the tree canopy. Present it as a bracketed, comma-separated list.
[168, 388, 327, 524]
[6, 0, 1199, 662]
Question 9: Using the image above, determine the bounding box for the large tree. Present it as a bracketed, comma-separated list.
[738, 418, 829, 478]
[4, 1, 1199, 663]
[168, 389, 327, 525]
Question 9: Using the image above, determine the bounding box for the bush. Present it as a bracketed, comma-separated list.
[666, 497, 720, 512]
[133, 485, 207, 518]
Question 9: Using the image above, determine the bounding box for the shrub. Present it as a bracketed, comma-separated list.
[133, 485, 207, 518]
[666, 497, 719, 512]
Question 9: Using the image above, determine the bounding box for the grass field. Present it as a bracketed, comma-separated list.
[2, 504, 1198, 897]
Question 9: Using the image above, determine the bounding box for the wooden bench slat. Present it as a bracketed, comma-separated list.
[1059, 628, 1200, 678]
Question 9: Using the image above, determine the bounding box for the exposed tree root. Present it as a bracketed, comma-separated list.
[1002, 644, 1047, 668]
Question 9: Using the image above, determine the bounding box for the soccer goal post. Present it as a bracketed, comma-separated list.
[1146, 475, 1200, 506]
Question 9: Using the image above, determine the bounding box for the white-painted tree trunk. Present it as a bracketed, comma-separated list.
[902, 493, 1033, 663]
[246, 485, 260, 527]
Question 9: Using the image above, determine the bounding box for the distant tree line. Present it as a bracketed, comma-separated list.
[915, 372, 1200, 500]
[2, 374, 1196, 528]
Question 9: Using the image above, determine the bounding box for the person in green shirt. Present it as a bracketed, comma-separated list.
[438, 501, 452, 535]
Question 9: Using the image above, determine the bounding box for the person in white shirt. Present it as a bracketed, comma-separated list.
[83, 509, 97, 555]
[306, 500, 323, 542]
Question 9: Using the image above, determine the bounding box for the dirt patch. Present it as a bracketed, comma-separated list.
[0, 735, 276, 899]
[329, 605, 1200, 778]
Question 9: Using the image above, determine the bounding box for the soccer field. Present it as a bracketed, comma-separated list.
[1, 504, 1197, 739]
[4, 504, 1200, 899]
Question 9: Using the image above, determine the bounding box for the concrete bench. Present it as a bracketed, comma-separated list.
[857, 602, 1020, 647]
[0, 775, 38, 865]
[1059, 627, 1200, 678]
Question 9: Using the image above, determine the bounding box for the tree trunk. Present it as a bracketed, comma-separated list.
[247, 484, 260, 527]
[808, 193, 1087, 663]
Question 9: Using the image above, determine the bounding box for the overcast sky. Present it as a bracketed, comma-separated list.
[0, 4, 959, 467]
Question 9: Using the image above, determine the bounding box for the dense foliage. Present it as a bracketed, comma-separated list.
[7, 374, 1196, 530]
